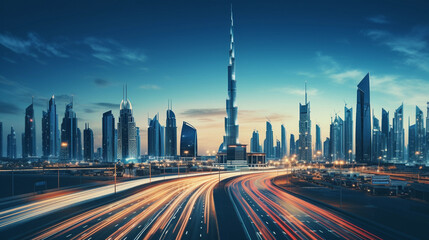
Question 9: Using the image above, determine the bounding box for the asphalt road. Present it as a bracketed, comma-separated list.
[227, 173, 391, 240]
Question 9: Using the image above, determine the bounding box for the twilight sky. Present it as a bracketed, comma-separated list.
[1, 0, 429, 157]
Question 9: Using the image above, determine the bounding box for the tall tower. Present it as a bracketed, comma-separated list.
[165, 100, 177, 158]
[24, 99, 36, 158]
[344, 105, 353, 162]
[356, 73, 371, 163]
[102, 110, 116, 162]
[60, 99, 78, 161]
[42, 96, 60, 157]
[299, 82, 312, 162]
[221, 5, 239, 151]
[117, 85, 137, 160]
[281, 124, 287, 158]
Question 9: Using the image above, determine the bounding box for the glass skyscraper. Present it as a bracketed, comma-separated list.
[7, 126, 16, 159]
[0, 122, 2, 157]
[180, 121, 197, 157]
[381, 108, 390, 161]
[372, 114, 382, 162]
[42, 96, 60, 157]
[23, 101, 36, 158]
[415, 106, 425, 162]
[392, 104, 404, 161]
[148, 114, 164, 158]
[281, 124, 287, 158]
[299, 82, 312, 162]
[250, 130, 261, 153]
[117, 86, 137, 160]
[136, 127, 140, 158]
[221, 6, 239, 151]
[344, 105, 353, 162]
[329, 115, 344, 161]
[83, 123, 94, 161]
[315, 124, 321, 154]
[102, 110, 116, 162]
[264, 121, 274, 158]
[77, 128, 82, 160]
[289, 134, 296, 156]
[165, 105, 177, 158]
[60, 101, 78, 161]
[356, 73, 371, 163]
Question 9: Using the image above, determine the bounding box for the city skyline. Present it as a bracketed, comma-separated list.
[1, 1, 429, 156]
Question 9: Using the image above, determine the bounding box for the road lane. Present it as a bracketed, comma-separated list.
[227, 173, 384, 240]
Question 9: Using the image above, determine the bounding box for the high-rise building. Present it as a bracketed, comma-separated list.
[323, 137, 330, 160]
[180, 121, 197, 157]
[289, 134, 296, 156]
[21, 133, 24, 158]
[392, 104, 404, 161]
[148, 114, 164, 158]
[250, 130, 261, 153]
[77, 128, 82, 160]
[60, 101, 79, 161]
[315, 124, 321, 155]
[408, 121, 416, 162]
[344, 105, 353, 162]
[165, 104, 177, 158]
[281, 124, 287, 158]
[117, 86, 137, 160]
[426, 103, 429, 162]
[83, 123, 94, 161]
[0, 122, 2, 157]
[372, 114, 382, 162]
[381, 108, 390, 161]
[42, 96, 60, 157]
[136, 127, 141, 158]
[299, 82, 312, 162]
[356, 73, 371, 163]
[329, 115, 344, 161]
[23, 101, 36, 158]
[275, 139, 281, 159]
[7, 127, 16, 159]
[221, 6, 239, 152]
[415, 106, 425, 162]
[264, 121, 274, 158]
[102, 110, 116, 162]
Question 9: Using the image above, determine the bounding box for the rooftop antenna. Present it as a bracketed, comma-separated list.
[122, 85, 124, 101]
[125, 83, 128, 100]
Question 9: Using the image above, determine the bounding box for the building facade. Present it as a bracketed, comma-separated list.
[148, 114, 164, 158]
[344, 105, 353, 162]
[299, 83, 312, 162]
[264, 121, 274, 158]
[250, 130, 261, 153]
[180, 121, 197, 157]
[117, 86, 137, 160]
[7, 126, 16, 159]
[281, 124, 287, 158]
[42, 96, 60, 157]
[102, 110, 116, 162]
[60, 101, 79, 161]
[23, 101, 36, 158]
[83, 123, 94, 161]
[392, 104, 404, 161]
[165, 107, 177, 158]
[356, 73, 371, 163]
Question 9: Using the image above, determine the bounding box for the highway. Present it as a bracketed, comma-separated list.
[2, 171, 259, 240]
[227, 173, 384, 240]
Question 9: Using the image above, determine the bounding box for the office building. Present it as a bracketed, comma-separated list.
[281, 124, 287, 158]
[60, 101, 79, 161]
[7, 127, 16, 159]
[102, 110, 116, 162]
[392, 104, 404, 161]
[250, 130, 261, 153]
[356, 73, 371, 163]
[165, 103, 177, 158]
[42, 96, 60, 157]
[180, 121, 197, 157]
[23, 101, 36, 157]
[344, 105, 353, 162]
[148, 114, 164, 158]
[299, 82, 312, 162]
[290, 134, 296, 156]
[117, 86, 137, 160]
[264, 121, 274, 158]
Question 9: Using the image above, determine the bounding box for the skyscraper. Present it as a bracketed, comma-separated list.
[23, 101, 36, 158]
[148, 114, 164, 158]
[290, 134, 296, 156]
[42, 96, 60, 157]
[275, 139, 281, 159]
[60, 101, 79, 161]
[165, 103, 177, 158]
[372, 114, 382, 162]
[408, 121, 416, 162]
[315, 124, 321, 154]
[102, 110, 116, 162]
[426, 103, 429, 162]
[264, 121, 274, 158]
[415, 106, 425, 162]
[77, 128, 82, 160]
[281, 124, 287, 158]
[323, 137, 330, 160]
[0, 122, 2, 157]
[344, 105, 353, 162]
[7, 127, 16, 159]
[180, 121, 197, 157]
[381, 108, 390, 161]
[221, 6, 239, 152]
[136, 127, 141, 158]
[356, 73, 371, 163]
[83, 123, 94, 161]
[117, 86, 137, 160]
[250, 130, 261, 153]
[299, 82, 312, 162]
[329, 115, 344, 161]
[392, 104, 404, 161]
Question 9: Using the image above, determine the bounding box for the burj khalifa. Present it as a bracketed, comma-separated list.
[220, 6, 239, 152]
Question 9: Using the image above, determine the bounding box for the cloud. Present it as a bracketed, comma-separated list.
[83, 37, 146, 64]
[54, 94, 73, 103]
[316, 52, 339, 74]
[140, 84, 160, 90]
[371, 75, 429, 104]
[84, 108, 97, 114]
[275, 87, 319, 96]
[0, 32, 68, 59]
[181, 108, 225, 117]
[330, 70, 365, 83]
[94, 78, 111, 87]
[93, 102, 120, 109]
[367, 15, 389, 24]
[0, 101, 21, 115]
[365, 28, 429, 72]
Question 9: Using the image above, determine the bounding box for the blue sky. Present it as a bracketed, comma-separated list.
[1, 0, 429, 156]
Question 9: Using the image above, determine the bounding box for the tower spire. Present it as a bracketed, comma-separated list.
[305, 81, 308, 104]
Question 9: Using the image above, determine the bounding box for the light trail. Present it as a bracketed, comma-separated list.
[227, 173, 383, 240]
